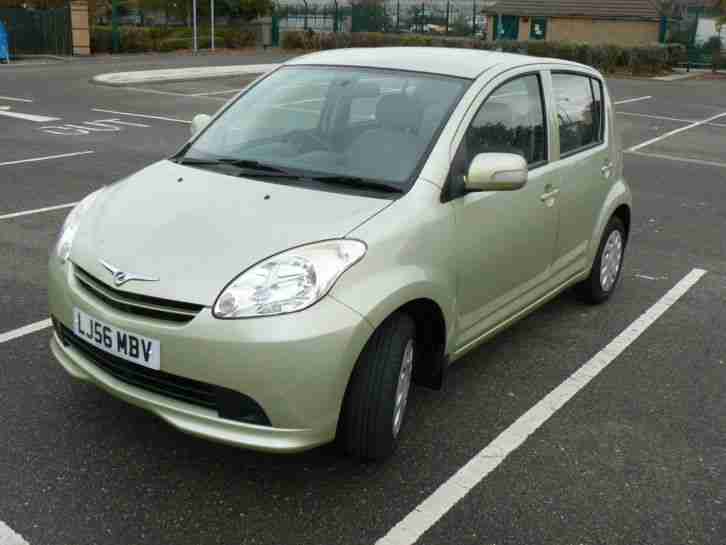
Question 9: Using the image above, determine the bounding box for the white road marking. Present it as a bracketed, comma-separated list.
[0, 150, 94, 167]
[0, 95, 33, 103]
[0, 318, 52, 345]
[191, 89, 240, 96]
[91, 108, 191, 124]
[635, 274, 667, 281]
[114, 86, 226, 101]
[0, 521, 30, 545]
[617, 111, 695, 123]
[614, 96, 652, 105]
[375, 268, 707, 545]
[627, 150, 726, 169]
[0, 106, 60, 123]
[628, 112, 726, 152]
[0, 202, 77, 221]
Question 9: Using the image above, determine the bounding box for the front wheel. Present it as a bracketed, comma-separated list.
[338, 312, 416, 461]
[576, 216, 627, 304]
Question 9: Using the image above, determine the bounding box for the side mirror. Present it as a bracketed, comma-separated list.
[190, 113, 212, 137]
[465, 153, 528, 192]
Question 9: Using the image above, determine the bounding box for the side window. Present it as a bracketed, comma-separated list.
[552, 73, 605, 156]
[591, 78, 605, 142]
[464, 74, 547, 167]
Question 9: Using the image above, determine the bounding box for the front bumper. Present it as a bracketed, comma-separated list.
[48, 261, 373, 453]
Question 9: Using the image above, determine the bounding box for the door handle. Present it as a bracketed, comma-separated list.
[540, 188, 560, 202]
[601, 161, 613, 179]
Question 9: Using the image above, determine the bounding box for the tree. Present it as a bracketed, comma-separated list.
[238, 0, 271, 20]
[717, 0, 726, 30]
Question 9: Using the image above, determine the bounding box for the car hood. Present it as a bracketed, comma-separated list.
[71, 160, 391, 305]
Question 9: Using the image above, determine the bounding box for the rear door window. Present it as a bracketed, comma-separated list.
[552, 73, 605, 156]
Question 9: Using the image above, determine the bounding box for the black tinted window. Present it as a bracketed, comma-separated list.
[553, 73, 604, 155]
[465, 75, 547, 166]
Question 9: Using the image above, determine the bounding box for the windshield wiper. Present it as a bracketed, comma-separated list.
[175, 158, 403, 193]
[174, 157, 298, 177]
[309, 175, 404, 194]
[216, 159, 297, 176]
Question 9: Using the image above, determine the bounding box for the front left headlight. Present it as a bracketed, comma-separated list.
[55, 188, 103, 264]
[213, 239, 367, 319]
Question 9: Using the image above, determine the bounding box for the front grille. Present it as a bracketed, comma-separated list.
[74, 265, 204, 324]
[55, 320, 271, 426]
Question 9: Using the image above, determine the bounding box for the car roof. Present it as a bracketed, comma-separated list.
[285, 47, 589, 80]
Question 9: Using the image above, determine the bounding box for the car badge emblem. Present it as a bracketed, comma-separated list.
[99, 259, 159, 287]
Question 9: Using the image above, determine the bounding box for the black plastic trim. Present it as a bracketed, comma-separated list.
[55, 320, 271, 426]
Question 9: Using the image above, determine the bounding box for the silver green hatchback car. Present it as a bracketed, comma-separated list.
[49, 48, 631, 460]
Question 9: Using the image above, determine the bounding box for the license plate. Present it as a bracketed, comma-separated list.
[73, 308, 161, 370]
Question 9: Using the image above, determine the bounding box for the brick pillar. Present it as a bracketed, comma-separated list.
[71, 0, 91, 56]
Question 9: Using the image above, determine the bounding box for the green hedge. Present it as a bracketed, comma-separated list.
[91, 26, 256, 53]
[281, 31, 685, 75]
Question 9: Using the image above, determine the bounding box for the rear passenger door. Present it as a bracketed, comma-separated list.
[550, 72, 611, 280]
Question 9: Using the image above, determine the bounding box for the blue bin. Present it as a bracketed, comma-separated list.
[0, 20, 9, 63]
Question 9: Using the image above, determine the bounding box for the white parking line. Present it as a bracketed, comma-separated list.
[614, 96, 652, 105]
[191, 89, 240, 96]
[0, 95, 33, 103]
[628, 112, 726, 152]
[627, 150, 726, 169]
[91, 108, 191, 124]
[0, 521, 30, 545]
[117, 86, 227, 101]
[0, 318, 52, 345]
[0, 202, 77, 221]
[617, 111, 696, 123]
[0, 106, 60, 123]
[376, 268, 707, 545]
[0, 150, 94, 167]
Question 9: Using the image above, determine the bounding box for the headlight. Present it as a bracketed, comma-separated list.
[213, 239, 366, 319]
[55, 189, 103, 263]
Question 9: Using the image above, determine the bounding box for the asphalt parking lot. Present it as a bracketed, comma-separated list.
[1, 55, 726, 545]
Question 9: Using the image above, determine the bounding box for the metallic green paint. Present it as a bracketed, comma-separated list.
[48, 50, 632, 453]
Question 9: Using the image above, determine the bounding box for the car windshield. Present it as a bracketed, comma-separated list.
[181, 66, 470, 190]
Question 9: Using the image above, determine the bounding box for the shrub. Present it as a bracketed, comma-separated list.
[628, 45, 669, 75]
[279, 33, 681, 75]
[120, 27, 153, 53]
[222, 29, 257, 48]
[158, 37, 190, 52]
[91, 26, 113, 53]
[281, 30, 305, 49]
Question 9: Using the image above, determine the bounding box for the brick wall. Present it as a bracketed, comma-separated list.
[548, 18, 659, 45]
[485, 15, 660, 45]
[71, 0, 90, 56]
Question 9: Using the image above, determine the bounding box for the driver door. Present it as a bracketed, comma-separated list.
[452, 72, 560, 349]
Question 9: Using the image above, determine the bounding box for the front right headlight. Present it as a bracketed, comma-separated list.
[55, 188, 103, 264]
[213, 239, 366, 319]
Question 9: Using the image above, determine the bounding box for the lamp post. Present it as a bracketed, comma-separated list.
[192, 0, 198, 53]
[111, 0, 120, 53]
[211, 0, 215, 51]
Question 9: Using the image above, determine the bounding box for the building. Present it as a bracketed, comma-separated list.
[481, 0, 664, 45]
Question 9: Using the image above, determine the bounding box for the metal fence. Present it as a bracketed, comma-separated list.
[273, 1, 486, 36]
[0, 6, 72, 57]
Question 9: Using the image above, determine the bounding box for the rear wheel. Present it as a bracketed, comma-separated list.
[577, 216, 626, 304]
[338, 312, 416, 461]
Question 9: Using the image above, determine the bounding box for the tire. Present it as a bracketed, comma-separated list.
[338, 312, 416, 461]
[576, 216, 627, 304]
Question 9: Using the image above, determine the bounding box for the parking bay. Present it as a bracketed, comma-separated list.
[2, 68, 726, 545]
